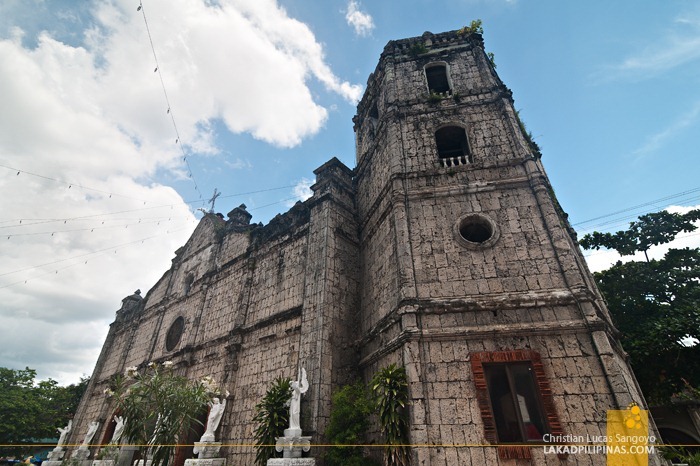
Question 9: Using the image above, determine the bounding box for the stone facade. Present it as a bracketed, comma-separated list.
[68, 30, 662, 465]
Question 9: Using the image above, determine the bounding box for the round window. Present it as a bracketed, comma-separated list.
[165, 316, 184, 352]
[456, 214, 499, 248]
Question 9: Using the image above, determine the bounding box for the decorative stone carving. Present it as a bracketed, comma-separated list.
[288, 368, 308, 434]
[46, 420, 72, 463]
[186, 395, 229, 466]
[81, 421, 100, 448]
[72, 421, 100, 460]
[110, 416, 126, 445]
[57, 421, 72, 447]
[200, 397, 227, 443]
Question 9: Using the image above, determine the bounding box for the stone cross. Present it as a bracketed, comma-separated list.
[208, 188, 221, 213]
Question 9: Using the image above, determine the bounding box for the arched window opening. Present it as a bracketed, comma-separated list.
[425, 63, 451, 94]
[184, 273, 195, 296]
[435, 126, 471, 166]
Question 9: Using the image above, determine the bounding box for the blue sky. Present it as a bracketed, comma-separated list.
[0, 0, 699, 384]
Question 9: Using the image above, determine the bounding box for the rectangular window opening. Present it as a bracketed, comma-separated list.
[484, 362, 549, 443]
[426, 65, 450, 94]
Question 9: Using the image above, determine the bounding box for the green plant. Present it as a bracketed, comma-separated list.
[428, 92, 444, 104]
[324, 382, 380, 466]
[253, 377, 291, 466]
[457, 20, 496, 70]
[661, 445, 700, 466]
[487, 51, 497, 69]
[110, 362, 213, 466]
[458, 19, 483, 35]
[408, 42, 427, 56]
[96, 445, 119, 461]
[63, 458, 83, 466]
[0, 367, 89, 457]
[515, 109, 541, 157]
[371, 364, 410, 466]
[579, 210, 700, 402]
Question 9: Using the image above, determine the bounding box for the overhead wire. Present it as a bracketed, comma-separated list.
[0, 163, 152, 203]
[0, 183, 297, 230]
[574, 189, 700, 258]
[0, 221, 196, 279]
[0, 223, 196, 289]
[0, 194, 308, 282]
[572, 186, 700, 228]
[137, 0, 205, 204]
[3, 215, 188, 239]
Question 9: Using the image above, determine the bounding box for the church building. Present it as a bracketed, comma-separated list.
[67, 29, 661, 465]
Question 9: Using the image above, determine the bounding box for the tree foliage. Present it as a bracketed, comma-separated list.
[371, 364, 410, 466]
[580, 209, 700, 260]
[0, 367, 89, 456]
[324, 382, 380, 466]
[580, 209, 700, 402]
[110, 363, 212, 466]
[252, 377, 291, 466]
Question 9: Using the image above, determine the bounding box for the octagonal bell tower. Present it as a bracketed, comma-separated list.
[353, 30, 660, 465]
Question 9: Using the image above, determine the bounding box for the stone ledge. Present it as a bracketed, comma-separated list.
[184, 459, 225, 466]
[266, 460, 315, 466]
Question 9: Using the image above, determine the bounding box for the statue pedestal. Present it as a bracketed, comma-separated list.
[184, 442, 225, 466]
[46, 447, 65, 463]
[73, 448, 92, 460]
[266, 460, 315, 466]
[269, 430, 314, 465]
[184, 460, 225, 466]
[92, 460, 116, 466]
[192, 442, 221, 459]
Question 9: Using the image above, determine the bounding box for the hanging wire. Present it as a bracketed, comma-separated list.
[0, 163, 150, 203]
[0, 181, 297, 229]
[0, 223, 195, 289]
[137, 0, 205, 204]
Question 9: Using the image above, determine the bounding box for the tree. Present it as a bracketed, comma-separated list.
[109, 363, 212, 466]
[253, 377, 291, 466]
[580, 209, 700, 402]
[580, 209, 700, 261]
[324, 382, 380, 466]
[0, 367, 89, 456]
[371, 364, 410, 466]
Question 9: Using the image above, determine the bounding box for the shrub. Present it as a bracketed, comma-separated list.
[110, 362, 213, 466]
[371, 364, 410, 466]
[253, 377, 291, 466]
[324, 382, 379, 466]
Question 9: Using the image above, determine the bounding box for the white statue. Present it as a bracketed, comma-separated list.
[200, 397, 227, 442]
[288, 368, 309, 431]
[80, 421, 100, 449]
[110, 416, 126, 445]
[56, 420, 72, 447]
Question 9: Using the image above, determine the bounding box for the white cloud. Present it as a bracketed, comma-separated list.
[593, 10, 700, 81]
[0, 0, 362, 383]
[632, 100, 700, 157]
[285, 178, 314, 207]
[224, 158, 252, 170]
[345, 1, 375, 37]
